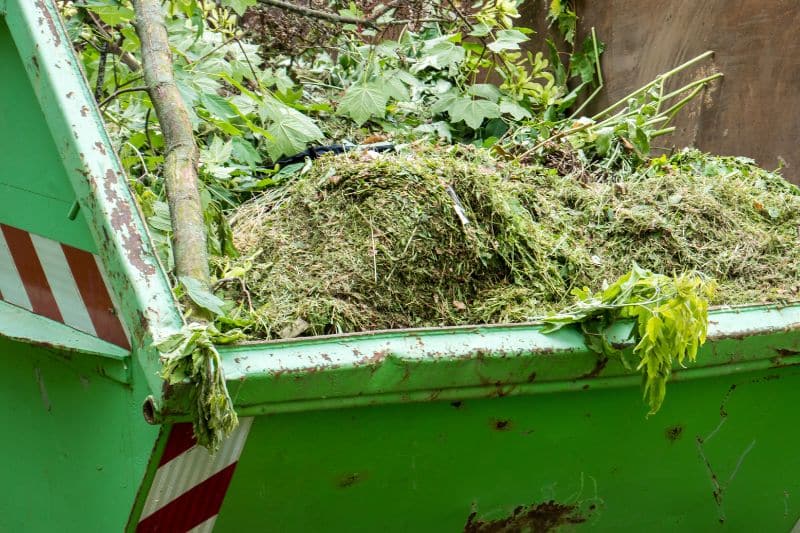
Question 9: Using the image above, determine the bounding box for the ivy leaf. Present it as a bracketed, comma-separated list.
[338, 82, 388, 125]
[487, 29, 529, 53]
[448, 97, 501, 129]
[180, 276, 226, 316]
[262, 99, 324, 160]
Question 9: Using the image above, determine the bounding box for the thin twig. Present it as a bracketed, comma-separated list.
[98, 85, 148, 108]
[95, 41, 109, 101]
[257, 0, 379, 28]
[234, 37, 259, 82]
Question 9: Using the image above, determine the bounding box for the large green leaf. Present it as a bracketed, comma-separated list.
[338, 82, 388, 126]
[200, 92, 237, 120]
[412, 40, 466, 72]
[262, 98, 324, 160]
[448, 97, 501, 129]
[487, 29, 529, 53]
[180, 276, 226, 316]
[222, 0, 257, 15]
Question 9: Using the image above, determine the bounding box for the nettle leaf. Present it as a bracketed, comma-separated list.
[84, 3, 135, 26]
[467, 84, 502, 102]
[200, 92, 237, 120]
[487, 29, 529, 53]
[262, 98, 324, 161]
[430, 90, 459, 115]
[180, 276, 226, 316]
[222, 0, 257, 15]
[338, 82, 388, 126]
[379, 74, 410, 102]
[412, 40, 466, 72]
[469, 23, 492, 37]
[231, 137, 262, 167]
[499, 99, 532, 121]
[570, 35, 606, 83]
[448, 97, 501, 129]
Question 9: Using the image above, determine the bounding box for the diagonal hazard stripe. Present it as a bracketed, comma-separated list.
[136, 463, 238, 533]
[159, 423, 196, 467]
[0, 228, 31, 310]
[1, 224, 63, 322]
[31, 234, 97, 336]
[137, 418, 253, 532]
[62, 243, 130, 349]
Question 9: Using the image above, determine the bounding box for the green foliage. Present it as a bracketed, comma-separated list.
[547, 0, 577, 45]
[543, 265, 716, 414]
[155, 323, 246, 451]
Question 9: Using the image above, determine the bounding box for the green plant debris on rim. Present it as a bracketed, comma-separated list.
[221, 144, 800, 341]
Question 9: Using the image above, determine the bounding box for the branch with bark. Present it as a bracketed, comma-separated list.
[256, 0, 404, 29]
[133, 0, 210, 294]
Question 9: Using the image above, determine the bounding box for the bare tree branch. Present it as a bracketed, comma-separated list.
[133, 0, 211, 294]
[256, 0, 378, 28]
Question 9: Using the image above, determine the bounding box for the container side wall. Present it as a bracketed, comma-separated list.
[0, 20, 94, 252]
[0, 339, 158, 532]
[216, 364, 800, 532]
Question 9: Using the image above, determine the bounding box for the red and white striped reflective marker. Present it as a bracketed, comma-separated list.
[137, 418, 253, 532]
[0, 223, 130, 349]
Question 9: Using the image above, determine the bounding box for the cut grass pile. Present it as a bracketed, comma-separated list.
[224, 144, 800, 339]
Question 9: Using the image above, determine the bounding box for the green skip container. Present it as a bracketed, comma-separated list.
[2, 1, 800, 531]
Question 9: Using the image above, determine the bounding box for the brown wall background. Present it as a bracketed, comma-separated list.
[521, 0, 800, 183]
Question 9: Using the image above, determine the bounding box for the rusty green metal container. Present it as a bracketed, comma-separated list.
[2, 1, 800, 531]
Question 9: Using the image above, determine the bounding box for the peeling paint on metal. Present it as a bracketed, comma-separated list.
[34, 0, 60, 46]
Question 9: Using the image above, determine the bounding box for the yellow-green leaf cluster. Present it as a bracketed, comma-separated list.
[543, 265, 716, 415]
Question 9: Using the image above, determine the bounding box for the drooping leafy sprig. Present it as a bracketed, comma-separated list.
[155, 323, 246, 452]
[542, 264, 716, 414]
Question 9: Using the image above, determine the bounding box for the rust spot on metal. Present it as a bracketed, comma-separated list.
[356, 349, 390, 366]
[31, 55, 40, 74]
[93, 168, 156, 276]
[464, 501, 586, 532]
[95, 141, 107, 155]
[580, 356, 608, 379]
[66, 91, 75, 99]
[665, 424, 684, 442]
[491, 418, 513, 431]
[451, 400, 463, 409]
[36, 0, 62, 46]
[526, 371, 537, 383]
[81, 106, 90, 117]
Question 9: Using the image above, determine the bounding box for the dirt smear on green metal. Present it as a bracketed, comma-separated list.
[463, 501, 586, 532]
[225, 144, 800, 339]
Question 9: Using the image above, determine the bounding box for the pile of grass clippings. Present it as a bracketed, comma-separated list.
[224, 144, 800, 339]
